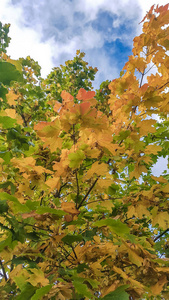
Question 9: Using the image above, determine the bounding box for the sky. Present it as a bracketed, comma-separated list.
[0, 0, 169, 175]
[0, 0, 169, 87]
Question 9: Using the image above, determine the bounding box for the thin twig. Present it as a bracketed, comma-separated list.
[75, 171, 79, 198]
[154, 228, 169, 242]
[0, 260, 8, 281]
[77, 177, 99, 209]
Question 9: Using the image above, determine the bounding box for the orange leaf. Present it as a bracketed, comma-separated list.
[61, 90, 74, 102]
[76, 88, 95, 101]
[34, 121, 49, 131]
[80, 102, 91, 115]
[54, 101, 62, 112]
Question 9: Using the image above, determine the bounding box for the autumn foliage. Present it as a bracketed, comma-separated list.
[0, 4, 169, 299]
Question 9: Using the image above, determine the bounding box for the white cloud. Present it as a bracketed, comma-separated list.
[0, 0, 55, 77]
[0, 0, 168, 83]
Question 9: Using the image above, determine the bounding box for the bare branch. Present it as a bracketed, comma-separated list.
[0, 260, 8, 281]
[154, 228, 169, 242]
[77, 177, 99, 209]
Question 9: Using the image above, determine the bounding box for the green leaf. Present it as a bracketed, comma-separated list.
[0, 116, 16, 128]
[73, 281, 92, 298]
[0, 199, 8, 213]
[101, 285, 129, 300]
[0, 232, 12, 251]
[36, 206, 65, 216]
[0, 181, 16, 194]
[15, 284, 36, 300]
[62, 234, 83, 245]
[0, 61, 23, 85]
[69, 150, 85, 168]
[31, 285, 53, 300]
[0, 192, 30, 213]
[93, 219, 130, 237]
[0, 151, 12, 163]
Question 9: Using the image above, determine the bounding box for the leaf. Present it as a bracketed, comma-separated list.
[31, 285, 53, 300]
[94, 219, 130, 237]
[15, 284, 36, 300]
[62, 234, 83, 245]
[101, 285, 129, 300]
[0, 192, 30, 213]
[61, 202, 79, 215]
[76, 88, 95, 101]
[0, 232, 12, 251]
[36, 207, 65, 217]
[61, 90, 74, 102]
[151, 275, 167, 296]
[0, 116, 16, 128]
[26, 268, 49, 286]
[6, 90, 18, 105]
[145, 144, 162, 155]
[73, 280, 93, 298]
[85, 161, 108, 179]
[7, 57, 22, 72]
[0, 61, 22, 85]
[80, 102, 91, 115]
[0, 199, 8, 213]
[69, 150, 85, 168]
[152, 212, 169, 229]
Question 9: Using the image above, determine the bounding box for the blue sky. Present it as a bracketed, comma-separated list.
[1, 0, 168, 89]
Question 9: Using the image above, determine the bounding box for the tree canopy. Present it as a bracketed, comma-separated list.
[0, 4, 169, 299]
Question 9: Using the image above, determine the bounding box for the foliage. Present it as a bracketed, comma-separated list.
[0, 4, 169, 299]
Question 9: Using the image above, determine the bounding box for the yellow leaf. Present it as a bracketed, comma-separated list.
[135, 204, 150, 218]
[162, 183, 169, 193]
[151, 175, 168, 183]
[45, 176, 60, 191]
[99, 200, 114, 212]
[138, 119, 156, 136]
[6, 90, 18, 105]
[26, 268, 49, 287]
[152, 212, 169, 229]
[127, 206, 136, 218]
[61, 202, 79, 215]
[85, 148, 100, 158]
[85, 162, 108, 179]
[128, 248, 143, 267]
[145, 144, 162, 155]
[97, 178, 113, 188]
[5, 109, 16, 119]
[151, 275, 167, 295]
[130, 164, 147, 179]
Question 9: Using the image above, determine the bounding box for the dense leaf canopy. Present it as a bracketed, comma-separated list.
[0, 4, 169, 299]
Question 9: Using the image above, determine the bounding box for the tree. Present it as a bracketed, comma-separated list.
[0, 4, 169, 299]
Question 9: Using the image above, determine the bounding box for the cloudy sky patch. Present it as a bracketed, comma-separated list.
[0, 0, 169, 86]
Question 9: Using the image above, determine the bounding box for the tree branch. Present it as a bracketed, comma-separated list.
[75, 170, 79, 198]
[77, 177, 99, 209]
[54, 182, 67, 198]
[0, 259, 8, 281]
[154, 228, 169, 242]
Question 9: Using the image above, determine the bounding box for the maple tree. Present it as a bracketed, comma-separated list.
[0, 4, 169, 299]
